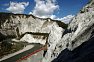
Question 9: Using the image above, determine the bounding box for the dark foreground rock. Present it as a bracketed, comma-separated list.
[52, 34, 94, 62]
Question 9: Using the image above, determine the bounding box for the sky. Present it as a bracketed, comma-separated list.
[0, 0, 89, 23]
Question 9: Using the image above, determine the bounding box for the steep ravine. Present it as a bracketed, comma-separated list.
[0, 0, 94, 62]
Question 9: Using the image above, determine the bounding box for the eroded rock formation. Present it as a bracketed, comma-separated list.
[0, 0, 94, 62]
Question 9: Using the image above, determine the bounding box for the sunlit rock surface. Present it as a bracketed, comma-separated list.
[0, 0, 94, 62]
[52, 0, 94, 62]
[0, 12, 66, 62]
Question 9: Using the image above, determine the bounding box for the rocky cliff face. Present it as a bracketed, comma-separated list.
[0, 13, 67, 34]
[0, 0, 94, 62]
[0, 12, 67, 61]
[55, 0, 94, 51]
[52, 0, 94, 62]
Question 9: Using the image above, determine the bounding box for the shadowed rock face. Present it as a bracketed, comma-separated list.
[0, 30, 16, 41]
[52, 33, 94, 62]
[0, 33, 6, 41]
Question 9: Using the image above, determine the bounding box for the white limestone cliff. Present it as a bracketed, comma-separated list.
[0, 0, 94, 62]
[50, 0, 94, 61]
[0, 13, 65, 62]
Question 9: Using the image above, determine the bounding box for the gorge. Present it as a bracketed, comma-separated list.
[0, 0, 94, 62]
